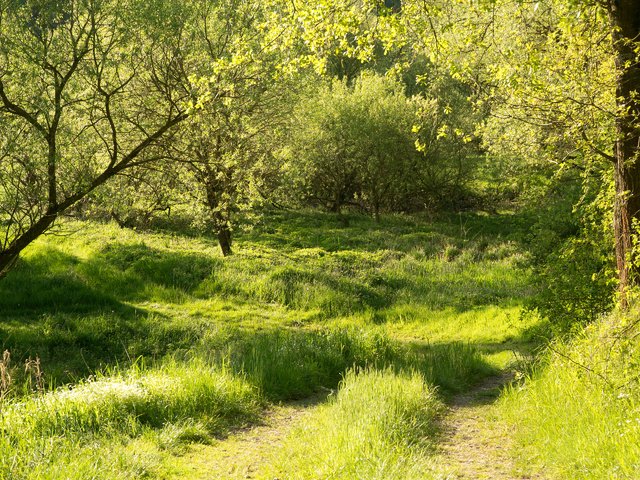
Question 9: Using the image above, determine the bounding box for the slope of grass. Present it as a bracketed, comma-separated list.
[0, 209, 540, 478]
[501, 308, 640, 479]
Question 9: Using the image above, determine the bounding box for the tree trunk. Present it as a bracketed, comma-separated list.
[217, 226, 233, 257]
[0, 213, 57, 278]
[608, 0, 640, 307]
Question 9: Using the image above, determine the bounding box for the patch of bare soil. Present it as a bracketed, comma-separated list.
[175, 394, 326, 479]
[437, 374, 548, 480]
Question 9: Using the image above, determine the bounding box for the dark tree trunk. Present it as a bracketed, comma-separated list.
[608, 0, 640, 307]
[217, 226, 233, 257]
[204, 176, 233, 257]
[0, 213, 57, 278]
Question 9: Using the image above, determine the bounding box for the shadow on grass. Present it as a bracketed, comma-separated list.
[205, 328, 497, 401]
[0, 249, 124, 314]
[84, 242, 219, 302]
[0, 245, 217, 386]
[238, 209, 535, 254]
[146, 209, 536, 254]
[0, 243, 218, 314]
[0, 308, 211, 388]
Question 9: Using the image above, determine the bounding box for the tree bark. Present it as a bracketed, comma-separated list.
[0, 213, 57, 278]
[608, 0, 640, 307]
[217, 226, 233, 257]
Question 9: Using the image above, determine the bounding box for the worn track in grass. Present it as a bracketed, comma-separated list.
[436, 374, 547, 480]
[174, 375, 548, 480]
[175, 394, 327, 479]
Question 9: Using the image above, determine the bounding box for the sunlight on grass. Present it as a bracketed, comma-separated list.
[0, 210, 540, 478]
[261, 368, 444, 480]
[500, 312, 640, 479]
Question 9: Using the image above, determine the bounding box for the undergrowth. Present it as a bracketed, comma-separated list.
[501, 307, 640, 479]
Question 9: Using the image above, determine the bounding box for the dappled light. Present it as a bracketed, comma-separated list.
[1, 0, 638, 477]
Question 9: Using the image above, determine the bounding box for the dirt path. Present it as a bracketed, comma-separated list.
[436, 374, 546, 480]
[175, 394, 326, 479]
[174, 376, 545, 480]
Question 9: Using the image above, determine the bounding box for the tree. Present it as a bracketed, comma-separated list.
[163, 0, 290, 256]
[287, 74, 418, 218]
[396, 0, 639, 306]
[0, 0, 195, 277]
[605, 0, 640, 305]
[285, 77, 363, 213]
[476, 0, 640, 305]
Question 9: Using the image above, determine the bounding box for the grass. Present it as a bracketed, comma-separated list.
[0, 210, 537, 383]
[0, 209, 540, 478]
[262, 368, 444, 480]
[0, 360, 262, 479]
[500, 307, 640, 479]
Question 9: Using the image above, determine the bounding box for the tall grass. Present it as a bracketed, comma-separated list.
[0, 210, 537, 478]
[263, 368, 443, 480]
[0, 326, 490, 478]
[501, 310, 640, 479]
[227, 327, 396, 400]
[191, 326, 491, 399]
[0, 211, 534, 385]
[0, 360, 261, 479]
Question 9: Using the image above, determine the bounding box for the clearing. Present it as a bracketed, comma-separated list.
[0, 211, 546, 479]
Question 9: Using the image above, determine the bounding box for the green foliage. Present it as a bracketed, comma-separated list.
[286, 74, 413, 214]
[84, 166, 181, 229]
[285, 73, 479, 216]
[523, 171, 615, 329]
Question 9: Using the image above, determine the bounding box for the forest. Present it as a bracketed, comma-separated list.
[0, 0, 639, 478]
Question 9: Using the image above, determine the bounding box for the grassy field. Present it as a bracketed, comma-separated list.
[0, 210, 542, 478]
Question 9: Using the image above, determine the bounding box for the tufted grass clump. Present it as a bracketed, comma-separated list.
[0, 360, 261, 478]
[264, 368, 443, 480]
[229, 327, 397, 400]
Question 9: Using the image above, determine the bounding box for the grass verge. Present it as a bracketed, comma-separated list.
[263, 367, 443, 480]
[501, 308, 640, 479]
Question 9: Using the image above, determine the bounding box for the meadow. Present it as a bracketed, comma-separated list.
[0, 209, 543, 478]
